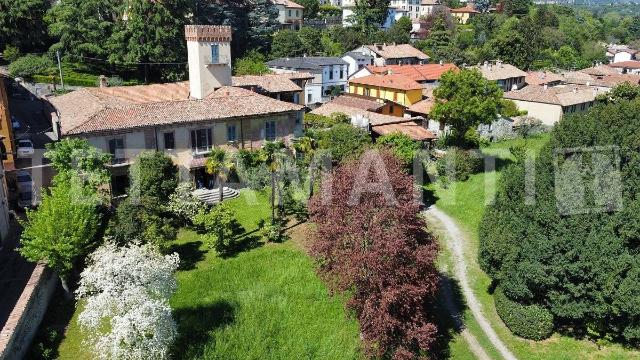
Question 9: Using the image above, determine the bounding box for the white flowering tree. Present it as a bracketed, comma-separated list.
[76, 243, 180, 360]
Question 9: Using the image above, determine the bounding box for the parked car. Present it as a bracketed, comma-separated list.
[16, 139, 34, 158]
[17, 189, 35, 209]
[16, 170, 33, 191]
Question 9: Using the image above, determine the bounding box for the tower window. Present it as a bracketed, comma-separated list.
[211, 44, 219, 64]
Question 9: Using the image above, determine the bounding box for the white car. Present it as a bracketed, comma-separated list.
[16, 139, 34, 158]
[16, 170, 33, 191]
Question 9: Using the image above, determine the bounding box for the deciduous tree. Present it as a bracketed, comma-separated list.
[77, 242, 179, 360]
[309, 150, 440, 358]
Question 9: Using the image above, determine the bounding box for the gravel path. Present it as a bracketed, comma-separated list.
[426, 206, 518, 360]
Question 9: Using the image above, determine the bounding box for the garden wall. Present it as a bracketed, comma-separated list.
[0, 263, 58, 360]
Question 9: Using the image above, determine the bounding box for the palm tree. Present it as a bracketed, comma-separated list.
[293, 136, 318, 197]
[205, 148, 234, 204]
[260, 141, 285, 224]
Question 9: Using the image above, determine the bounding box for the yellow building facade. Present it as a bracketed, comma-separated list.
[348, 74, 423, 117]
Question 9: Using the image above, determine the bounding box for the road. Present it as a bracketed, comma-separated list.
[426, 206, 518, 360]
[8, 96, 56, 206]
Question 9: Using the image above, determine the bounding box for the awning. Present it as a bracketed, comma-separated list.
[372, 121, 437, 141]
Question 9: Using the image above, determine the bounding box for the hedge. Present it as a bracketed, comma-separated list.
[494, 287, 554, 340]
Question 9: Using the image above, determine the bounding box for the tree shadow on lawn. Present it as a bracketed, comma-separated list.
[166, 241, 206, 271]
[431, 273, 469, 359]
[172, 300, 236, 359]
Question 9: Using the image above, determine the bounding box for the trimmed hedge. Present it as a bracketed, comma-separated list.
[494, 287, 554, 340]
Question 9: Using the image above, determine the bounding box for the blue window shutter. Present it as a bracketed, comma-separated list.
[211, 44, 219, 64]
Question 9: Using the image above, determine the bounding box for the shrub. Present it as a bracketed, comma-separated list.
[3, 45, 20, 63]
[8, 55, 55, 78]
[309, 150, 440, 358]
[257, 218, 289, 243]
[107, 198, 177, 251]
[317, 123, 371, 163]
[376, 131, 421, 167]
[494, 288, 554, 340]
[167, 182, 204, 225]
[192, 203, 243, 255]
[129, 151, 178, 203]
[435, 147, 481, 185]
[304, 112, 349, 129]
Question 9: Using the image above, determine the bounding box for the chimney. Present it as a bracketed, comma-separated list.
[483, 60, 488, 69]
[439, 60, 443, 66]
[185, 25, 232, 99]
[99, 75, 108, 88]
[573, 87, 578, 93]
[543, 84, 548, 90]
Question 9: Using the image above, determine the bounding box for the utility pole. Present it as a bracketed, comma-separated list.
[56, 50, 64, 90]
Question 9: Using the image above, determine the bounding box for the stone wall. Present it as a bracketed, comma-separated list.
[0, 263, 58, 360]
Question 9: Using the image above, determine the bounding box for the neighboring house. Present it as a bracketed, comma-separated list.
[563, 70, 640, 91]
[49, 25, 304, 193]
[382, 7, 408, 28]
[348, 74, 423, 116]
[449, 4, 478, 24]
[608, 60, 640, 75]
[0, 75, 14, 173]
[472, 61, 527, 91]
[352, 63, 459, 84]
[273, 0, 304, 30]
[353, 44, 430, 66]
[342, 51, 374, 77]
[311, 100, 436, 141]
[420, 0, 442, 16]
[504, 85, 598, 126]
[606, 44, 639, 64]
[389, 0, 423, 19]
[266, 57, 349, 104]
[232, 72, 315, 106]
[525, 71, 565, 87]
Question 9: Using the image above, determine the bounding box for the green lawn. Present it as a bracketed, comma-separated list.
[55, 190, 361, 359]
[428, 134, 640, 360]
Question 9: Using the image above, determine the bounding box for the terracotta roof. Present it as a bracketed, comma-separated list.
[272, 0, 304, 8]
[504, 85, 596, 107]
[525, 71, 565, 86]
[284, 72, 316, 80]
[609, 60, 640, 69]
[366, 63, 458, 82]
[349, 74, 423, 91]
[450, 4, 479, 13]
[232, 74, 302, 93]
[606, 45, 639, 55]
[472, 62, 526, 81]
[563, 71, 640, 88]
[92, 82, 190, 103]
[421, 0, 441, 5]
[580, 65, 619, 76]
[310, 102, 410, 126]
[372, 122, 436, 141]
[364, 44, 430, 60]
[329, 94, 386, 111]
[51, 86, 302, 136]
[407, 99, 435, 115]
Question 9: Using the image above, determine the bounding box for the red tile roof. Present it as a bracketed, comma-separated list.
[609, 60, 640, 69]
[525, 71, 565, 86]
[273, 0, 304, 8]
[450, 4, 479, 13]
[349, 74, 423, 91]
[366, 63, 458, 82]
[50, 85, 303, 136]
[329, 94, 386, 111]
[364, 44, 430, 60]
[372, 121, 436, 141]
[407, 99, 435, 115]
